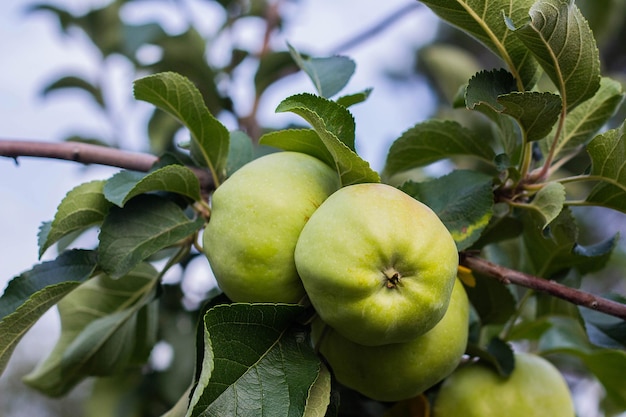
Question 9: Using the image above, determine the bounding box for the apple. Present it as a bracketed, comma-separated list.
[433, 352, 575, 417]
[295, 182, 458, 346]
[203, 151, 339, 303]
[312, 279, 469, 402]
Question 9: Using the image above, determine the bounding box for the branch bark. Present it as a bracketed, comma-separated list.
[461, 254, 626, 321]
[0, 139, 214, 190]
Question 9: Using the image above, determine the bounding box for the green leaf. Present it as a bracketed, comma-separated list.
[511, 0, 601, 111]
[259, 129, 334, 168]
[133, 72, 229, 185]
[547, 77, 624, 159]
[226, 130, 254, 175]
[275, 94, 380, 186]
[519, 182, 566, 229]
[23, 263, 158, 397]
[467, 337, 515, 377]
[400, 170, 494, 250]
[38, 180, 112, 257]
[464, 273, 516, 325]
[41, 75, 104, 107]
[288, 43, 356, 98]
[0, 250, 98, 377]
[420, 0, 539, 90]
[383, 120, 496, 179]
[255, 51, 298, 97]
[535, 316, 626, 410]
[98, 194, 205, 278]
[522, 209, 617, 278]
[466, 69, 562, 142]
[335, 88, 372, 108]
[580, 300, 626, 350]
[303, 363, 332, 417]
[585, 124, 626, 213]
[187, 303, 322, 417]
[103, 165, 202, 207]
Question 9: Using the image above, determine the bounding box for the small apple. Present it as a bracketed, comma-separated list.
[433, 352, 575, 417]
[312, 279, 469, 402]
[203, 151, 339, 303]
[295, 182, 458, 346]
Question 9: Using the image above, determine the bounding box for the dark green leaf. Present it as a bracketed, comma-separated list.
[0, 250, 98, 377]
[98, 194, 204, 278]
[400, 170, 494, 250]
[259, 129, 334, 168]
[276, 94, 380, 186]
[383, 120, 496, 179]
[187, 303, 322, 417]
[41, 75, 104, 108]
[467, 337, 515, 377]
[580, 298, 626, 350]
[226, 131, 254, 175]
[335, 88, 372, 108]
[23, 263, 158, 397]
[464, 273, 516, 325]
[103, 165, 202, 207]
[420, 0, 539, 90]
[511, 0, 601, 111]
[518, 182, 566, 229]
[133, 72, 229, 185]
[586, 124, 626, 212]
[38, 180, 111, 257]
[498, 92, 562, 142]
[466, 69, 518, 112]
[288, 43, 356, 98]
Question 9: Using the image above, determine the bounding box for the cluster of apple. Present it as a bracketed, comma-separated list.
[202, 151, 576, 414]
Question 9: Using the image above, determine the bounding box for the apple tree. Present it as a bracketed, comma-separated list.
[1, 0, 626, 416]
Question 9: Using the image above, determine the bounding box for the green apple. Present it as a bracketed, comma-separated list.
[295, 182, 458, 346]
[203, 151, 339, 303]
[433, 352, 575, 417]
[313, 279, 469, 402]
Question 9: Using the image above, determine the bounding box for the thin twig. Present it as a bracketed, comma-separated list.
[461, 254, 626, 321]
[0, 139, 214, 191]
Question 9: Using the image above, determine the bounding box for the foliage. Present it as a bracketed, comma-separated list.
[1, 0, 626, 416]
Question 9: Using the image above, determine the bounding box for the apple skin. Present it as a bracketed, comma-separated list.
[433, 352, 575, 417]
[203, 151, 339, 303]
[312, 279, 469, 402]
[295, 182, 458, 346]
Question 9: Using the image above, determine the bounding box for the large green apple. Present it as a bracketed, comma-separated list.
[295, 182, 458, 346]
[203, 151, 339, 303]
[312, 279, 469, 402]
[433, 352, 575, 417]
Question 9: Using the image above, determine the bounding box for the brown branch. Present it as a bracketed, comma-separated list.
[461, 254, 626, 321]
[0, 139, 214, 191]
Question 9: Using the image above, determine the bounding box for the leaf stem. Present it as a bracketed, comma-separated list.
[461, 253, 626, 321]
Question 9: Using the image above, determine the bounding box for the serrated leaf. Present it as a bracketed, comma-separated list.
[187, 303, 322, 417]
[519, 182, 566, 228]
[98, 194, 204, 278]
[0, 250, 98, 377]
[511, 0, 601, 111]
[104, 165, 202, 207]
[420, 0, 539, 90]
[585, 124, 626, 213]
[383, 120, 496, 179]
[259, 129, 334, 168]
[23, 263, 158, 397]
[288, 43, 356, 98]
[41, 75, 105, 107]
[275, 94, 380, 186]
[133, 72, 229, 185]
[400, 170, 494, 250]
[548, 77, 624, 159]
[38, 180, 111, 257]
[522, 209, 617, 278]
[466, 69, 519, 112]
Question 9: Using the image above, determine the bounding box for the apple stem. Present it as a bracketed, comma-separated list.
[383, 268, 401, 289]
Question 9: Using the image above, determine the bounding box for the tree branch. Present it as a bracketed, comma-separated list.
[0, 139, 214, 190]
[461, 254, 626, 321]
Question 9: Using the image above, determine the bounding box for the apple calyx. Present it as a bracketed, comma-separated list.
[383, 267, 402, 289]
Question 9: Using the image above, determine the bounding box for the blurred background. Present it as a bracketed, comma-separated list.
[0, 0, 625, 415]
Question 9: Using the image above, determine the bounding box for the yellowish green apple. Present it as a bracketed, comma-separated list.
[433, 352, 575, 417]
[295, 182, 458, 345]
[203, 151, 339, 303]
[312, 279, 469, 402]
